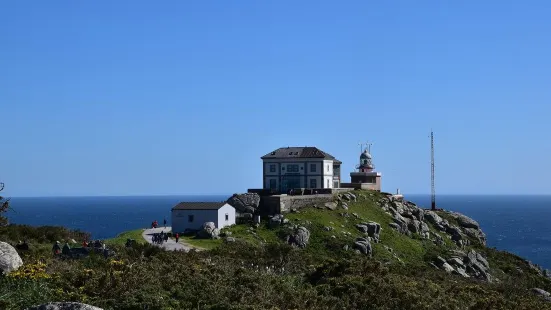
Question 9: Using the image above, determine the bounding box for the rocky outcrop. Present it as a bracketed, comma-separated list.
[356, 222, 381, 243]
[531, 288, 551, 302]
[433, 249, 492, 282]
[196, 222, 220, 239]
[26, 302, 103, 310]
[0, 241, 23, 275]
[354, 237, 372, 256]
[227, 193, 260, 214]
[286, 226, 310, 248]
[376, 194, 486, 247]
[336, 192, 357, 203]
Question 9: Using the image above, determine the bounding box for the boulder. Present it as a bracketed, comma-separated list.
[227, 193, 261, 214]
[356, 224, 368, 234]
[325, 202, 337, 211]
[196, 222, 220, 239]
[442, 262, 455, 273]
[341, 202, 349, 210]
[286, 226, 310, 248]
[463, 227, 487, 246]
[26, 302, 103, 310]
[353, 239, 372, 256]
[365, 222, 381, 242]
[532, 288, 551, 298]
[0, 241, 23, 275]
[447, 257, 465, 268]
[449, 212, 480, 229]
[269, 214, 285, 228]
[408, 219, 421, 234]
[413, 208, 424, 222]
[424, 211, 443, 225]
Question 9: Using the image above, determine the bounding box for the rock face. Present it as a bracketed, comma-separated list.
[433, 249, 492, 282]
[0, 241, 23, 275]
[531, 288, 551, 302]
[286, 226, 310, 248]
[196, 222, 220, 239]
[377, 194, 486, 246]
[227, 193, 261, 214]
[26, 302, 103, 310]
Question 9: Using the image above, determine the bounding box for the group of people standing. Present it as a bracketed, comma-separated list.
[52, 239, 110, 258]
[152, 231, 169, 244]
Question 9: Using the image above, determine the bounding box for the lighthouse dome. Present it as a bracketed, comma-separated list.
[360, 149, 372, 159]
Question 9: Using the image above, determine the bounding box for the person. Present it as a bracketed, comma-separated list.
[175, 233, 179, 243]
[102, 243, 109, 258]
[163, 218, 167, 227]
[82, 240, 88, 247]
[62, 242, 71, 256]
[52, 241, 61, 255]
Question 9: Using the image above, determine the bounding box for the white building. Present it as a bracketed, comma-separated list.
[261, 146, 342, 192]
[171, 202, 236, 234]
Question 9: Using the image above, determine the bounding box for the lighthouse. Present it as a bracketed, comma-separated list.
[348, 143, 382, 191]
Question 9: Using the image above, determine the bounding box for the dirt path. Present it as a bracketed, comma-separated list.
[141, 227, 198, 252]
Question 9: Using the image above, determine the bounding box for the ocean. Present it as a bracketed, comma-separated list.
[4, 194, 551, 269]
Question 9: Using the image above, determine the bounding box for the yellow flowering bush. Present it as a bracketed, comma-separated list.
[8, 261, 50, 280]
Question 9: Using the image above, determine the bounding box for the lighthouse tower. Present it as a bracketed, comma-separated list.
[349, 144, 382, 191]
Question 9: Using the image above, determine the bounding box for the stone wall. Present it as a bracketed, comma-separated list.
[341, 182, 381, 191]
[259, 194, 335, 215]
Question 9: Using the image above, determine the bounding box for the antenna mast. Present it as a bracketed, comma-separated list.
[430, 130, 436, 210]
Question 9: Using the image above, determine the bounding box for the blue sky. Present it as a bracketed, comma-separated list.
[1, 1, 550, 197]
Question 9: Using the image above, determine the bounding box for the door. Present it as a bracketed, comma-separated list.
[281, 176, 301, 192]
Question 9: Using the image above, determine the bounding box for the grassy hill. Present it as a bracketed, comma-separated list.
[1, 190, 551, 310]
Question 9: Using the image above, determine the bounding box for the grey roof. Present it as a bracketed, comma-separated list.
[172, 201, 229, 211]
[261, 146, 342, 164]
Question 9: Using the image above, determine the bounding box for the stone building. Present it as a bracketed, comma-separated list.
[260, 146, 342, 193]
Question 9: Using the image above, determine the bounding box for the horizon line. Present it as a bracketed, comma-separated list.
[8, 193, 551, 199]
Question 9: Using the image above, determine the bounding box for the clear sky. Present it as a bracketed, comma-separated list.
[1, 1, 550, 197]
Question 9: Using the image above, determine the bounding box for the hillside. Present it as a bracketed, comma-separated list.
[1, 190, 551, 310]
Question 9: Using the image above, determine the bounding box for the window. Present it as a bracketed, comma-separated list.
[310, 179, 317, 188]
[287, 164, 299, 172]
[225, 213, 229, 221]
[188, 215, 194, 223]
[310, 164, 316, 172]
[327, 165, 329, 172]
[327, 179, 330, 188]
[269, 179, 277, 189]
[269, 164, 276, 172]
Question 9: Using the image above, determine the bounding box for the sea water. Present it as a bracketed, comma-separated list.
[5, 194, 551, 269]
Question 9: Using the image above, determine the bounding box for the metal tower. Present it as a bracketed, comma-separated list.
[430, 130, 436, 210]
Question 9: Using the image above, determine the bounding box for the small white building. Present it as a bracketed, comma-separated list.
[261, 146, 342, 192]
[171, 202, 236, 234]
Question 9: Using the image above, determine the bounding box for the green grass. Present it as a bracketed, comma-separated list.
[178, 236, 222, 250]
[106, 229, 147, 246]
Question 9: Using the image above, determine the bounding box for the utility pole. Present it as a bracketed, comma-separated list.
[431, 130, 436, 210]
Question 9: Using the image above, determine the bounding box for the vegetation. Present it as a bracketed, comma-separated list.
[0, 182, 10, 227]
[105, 229, 147, 247]
[1, 190, 551, 309]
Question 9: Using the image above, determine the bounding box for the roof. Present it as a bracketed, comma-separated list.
[172, 201, 229, 211]
[261, 146, 342, 164]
